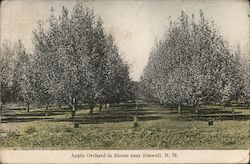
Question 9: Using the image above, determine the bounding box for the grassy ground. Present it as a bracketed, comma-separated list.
[0, 104, 249, 149]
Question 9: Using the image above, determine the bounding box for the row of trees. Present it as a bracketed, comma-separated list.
[0, 40, 30, 105]
[141, 10, 250, 114]
[1, 7, 249, 117]
[0, 3, 134, 117]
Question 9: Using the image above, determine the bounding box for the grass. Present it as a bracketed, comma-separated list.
[0, 104, 249, 149]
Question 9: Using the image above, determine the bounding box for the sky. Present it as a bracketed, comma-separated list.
[1, 0, 249, 81]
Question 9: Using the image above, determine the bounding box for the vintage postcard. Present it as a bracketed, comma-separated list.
[0, 0, 249, 163]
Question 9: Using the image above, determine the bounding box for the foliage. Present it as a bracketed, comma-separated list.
[12, 40, 34, 107]
[31, 3, 133, 116]
[0, 40, 15, 104]
[141, 10, 244, 109]
[236, 44, 250, 105]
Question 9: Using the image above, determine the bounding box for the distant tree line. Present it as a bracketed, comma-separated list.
[141, 10, 250, 114]
[0, 3, 134, 117]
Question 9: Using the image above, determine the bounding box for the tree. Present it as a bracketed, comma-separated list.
[104, 34, 134, 105]
[141, 10, 244, 114]
[32, 3, 132, 118]
[0, 40, 14, 107]
[32, 20, 56, 109]
[235, 44, 250, 107]
[12, 40, 34, 111]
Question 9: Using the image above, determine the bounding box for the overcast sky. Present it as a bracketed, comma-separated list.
[1, 0, 249, 81]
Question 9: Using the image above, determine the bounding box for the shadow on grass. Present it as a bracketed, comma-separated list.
[1, 117, 53, 123]
[1, 106, 159, 123]
[175, 114, 250, 121]
[3, 111, 69, 117]
[179, 109, 242, 115]
[1, 103, 250, 123]
[53, 115, 163, 124]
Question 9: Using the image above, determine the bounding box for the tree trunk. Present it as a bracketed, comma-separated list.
[26, 103, 30, 112]
[0, 104, 2, 123]
[221, 103, 225, 110]
[104, 104, 107, 109]
[70, 104, 76, 118]
[135, 106, 138, 115]
[89, 105, 94, 115]
[178, 104, 182, 115]
[246, 97, 249, 109]
[195, 106, 199, 116]
[45, 104, 49, 110]
[133, 116, 138, 127]
[99, 104, 102, 111]
[69, 97, 77, 119]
